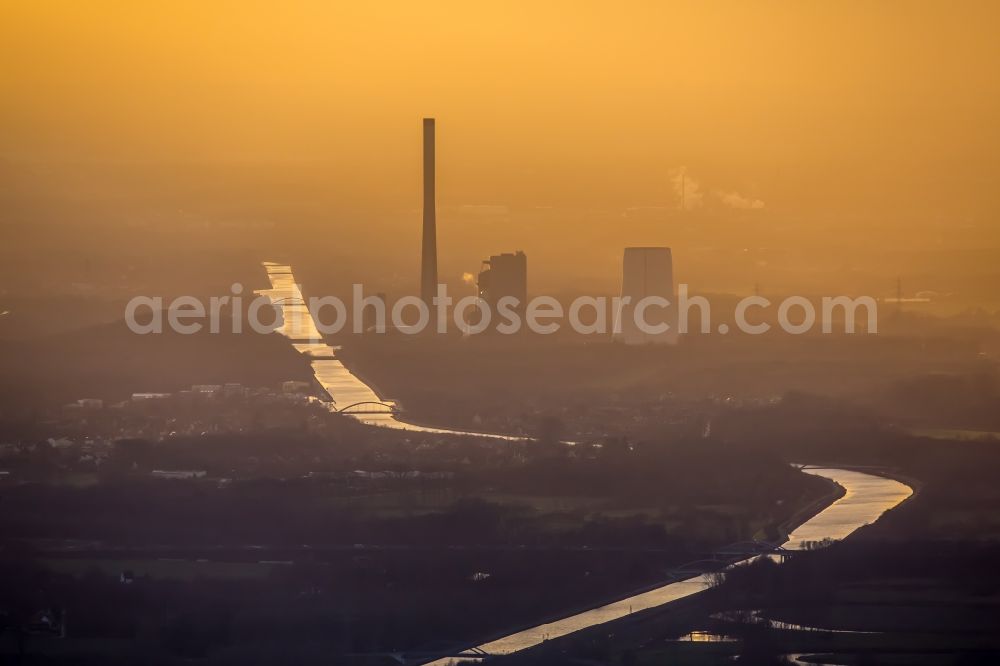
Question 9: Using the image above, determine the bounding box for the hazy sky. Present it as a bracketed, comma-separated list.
[2, 1, 999, 295]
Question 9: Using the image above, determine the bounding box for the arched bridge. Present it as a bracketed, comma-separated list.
[336, 401, 399, 415]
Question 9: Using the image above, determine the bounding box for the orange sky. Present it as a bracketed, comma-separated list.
[1, 1, 999, 296]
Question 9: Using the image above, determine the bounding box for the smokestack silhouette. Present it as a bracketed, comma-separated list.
[421, 118, 438, 305]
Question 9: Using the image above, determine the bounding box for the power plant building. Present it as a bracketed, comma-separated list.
[478, 251, 527, 314]
[614, 247, 677, 345]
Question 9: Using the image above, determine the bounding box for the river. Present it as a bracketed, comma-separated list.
[257, 262, 522, 439]
[257, 262, 914, 664]
[419, 467, 911, 665]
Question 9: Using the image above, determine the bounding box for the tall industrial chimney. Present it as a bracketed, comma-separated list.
[421, 118, 438, 305]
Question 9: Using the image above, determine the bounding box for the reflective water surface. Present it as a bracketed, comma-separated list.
[785, 467, 912, 549]
[258, 262, 521, 439]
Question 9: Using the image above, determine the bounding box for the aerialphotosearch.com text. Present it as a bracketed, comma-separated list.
[125, 283, 878, 337]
